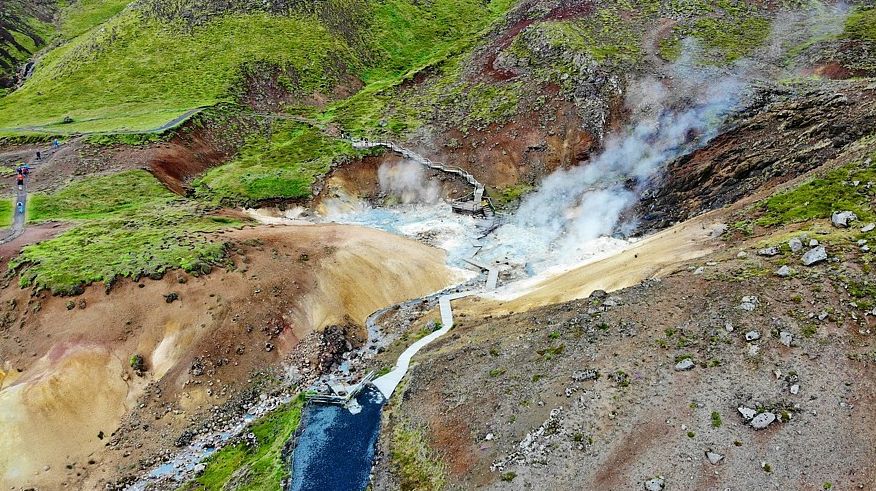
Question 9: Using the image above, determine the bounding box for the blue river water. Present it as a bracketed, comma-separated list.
[288, 387, 386, 491]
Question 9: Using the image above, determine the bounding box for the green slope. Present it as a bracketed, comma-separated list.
[0, 0, 513, 135]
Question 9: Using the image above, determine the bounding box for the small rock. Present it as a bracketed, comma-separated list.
[863, 245, 871, 253]
[788, 238, 803, 253]
[738, 406, 757, 420]
[801, 246, 827, 266]
[779, 331, 793, 347]
[757, 247, 780, 257]
[809, 239, 819, 247]
[745, 330, 761, 341]
[818, 311, 829, 321]
[705, 450, 725, 465]
[724, 321, 734, 332]
[832, 211, 858, 228]
[644, 477, 665, 491]
[775, 265, 791, 277]
[193, 464, 206, 476]
[739, 296, 758, 311]
[485, 433, 494, 441]
[790, 384, 800, 395]
[857, 239, 868, 246]
[693, 266, 705, 275]
[675, 358, 695, 371]
[737, 251, 748, 258]
[750, 412, 776, 430]
[572, 369, 599, 382]
[861, 223, 875, 233]
[163, 292, 179, 303]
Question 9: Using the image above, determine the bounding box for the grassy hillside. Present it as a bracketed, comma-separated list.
[15, 170, 238, 294]
[194, 120, 369, 204]
[0, 0, 513, 134]
[0, 0, 55, 89]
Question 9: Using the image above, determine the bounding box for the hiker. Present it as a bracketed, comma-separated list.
[22, 164, 30, 176]
[16, 173, 24, 190]
[52, 139, 60, 149]
[35, 151, 41, 160]
[16, 202, 23, 214]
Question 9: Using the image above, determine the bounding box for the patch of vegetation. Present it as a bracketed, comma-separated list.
[59, 0, 132, 40]
[28, 170, 174, 221]
[661, 1, 771, 64]
[13, 170, 237, 294]
[0, 198, 13, 228]
[195, 121, 366, 204]
[537, 344, 565, 361]
[489, 368, 506, 377]
[710, 411, 722, 428]
[758, 158, 876, 226]
[0, 0, 514, 135]
[687, 430, 696, 438]
[391, 423, 447, 491]
[185, 396, 305, 490]
[845, 7, 876, 41]
[500, 471, 517, 482]
[490, 183, 534, 209]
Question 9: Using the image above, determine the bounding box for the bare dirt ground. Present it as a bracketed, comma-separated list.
[0, 223, 459, 490]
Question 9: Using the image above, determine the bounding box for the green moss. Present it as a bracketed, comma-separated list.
[0, 198, 13, 228]
[710, 411, 722, 428]
[59, 0, 132, 40]
[391, 423, 447, 491]
[195, 121, 366, 204]
[12, 170, 238, 294]
[189, 396, 305, 490]
[27, 170, 174, 222]
[757, 158, 876, 226]
[845, 7, 876, 41]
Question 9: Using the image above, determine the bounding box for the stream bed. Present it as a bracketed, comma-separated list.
[288, 387, 386, 491]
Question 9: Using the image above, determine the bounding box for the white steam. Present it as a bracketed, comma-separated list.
[481, 2, 853, 273]
[378, 160, 441, 205]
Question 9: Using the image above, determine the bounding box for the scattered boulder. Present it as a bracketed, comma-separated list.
[861, 223, 875, 233]
[788, 238, 803, 253]
[757, 247, 780, 257]
[831, 211, 858, 228]
[644, 477, 665, 491]
[809, 239, 819, 247]
[164, 292, 179, 303]
[674, 358, 695, 371]
[790, 384, 800, 395]
[572, 369, 599, 382]
[705, 450, 725, 465]
[750, 412, 777, 430]
[863, 245, 871, 253]
[779, 331, 793, 347]
[739, 296, 758, 311]
[801, 246, 827, 266]
[738, 406, 757, 420]
[775, 265, 792, 277]
[745, 330, 761, 341]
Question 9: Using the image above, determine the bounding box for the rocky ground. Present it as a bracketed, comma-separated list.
[373, 215, 876, 490]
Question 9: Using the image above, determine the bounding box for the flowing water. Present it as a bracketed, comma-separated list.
[288, 387, 386, 491]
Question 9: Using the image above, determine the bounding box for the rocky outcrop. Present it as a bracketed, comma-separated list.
[636, 81, 876, 232]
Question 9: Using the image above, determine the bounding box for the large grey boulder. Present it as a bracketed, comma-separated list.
[801, 246, 828, 266]
[832, 211, 858, 228]
[750, 412, 776, 430]
[862, 223, 875, 233]
[757, 247, 780, 257]
[788, 238, 803, 253]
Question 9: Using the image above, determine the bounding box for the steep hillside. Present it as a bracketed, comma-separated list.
[0, 0, 513, 134]
[0, 0, 55, 89]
